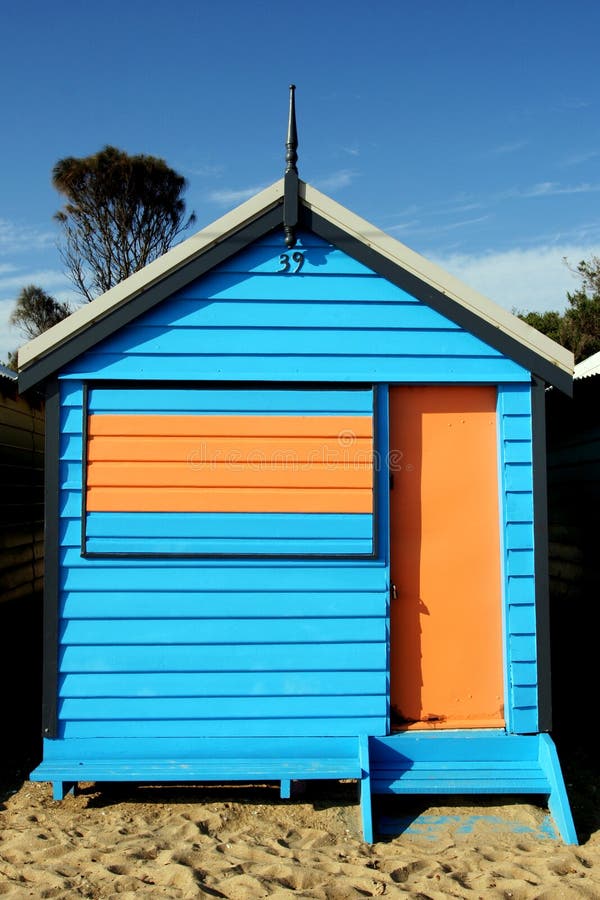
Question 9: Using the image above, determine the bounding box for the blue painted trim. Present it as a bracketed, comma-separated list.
[359, 734, 373, 843]
[538, 734, 578, 844]
[375, 384, 391, 734]
[88, 384, 375, 414]
[496, 386, 512, 732]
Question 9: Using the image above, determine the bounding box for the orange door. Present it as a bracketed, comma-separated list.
[389, 386, 504, 730]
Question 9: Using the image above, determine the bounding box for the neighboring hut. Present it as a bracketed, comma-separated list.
[0, 364, 44, 770]
[17, 94, 577, 842]
[546, 351, 600, 744]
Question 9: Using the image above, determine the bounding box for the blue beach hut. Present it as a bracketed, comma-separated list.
[18, 94, 577, 843]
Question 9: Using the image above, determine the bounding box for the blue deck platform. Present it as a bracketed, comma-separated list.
[31, 729, 577, 845]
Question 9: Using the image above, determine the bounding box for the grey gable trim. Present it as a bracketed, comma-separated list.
[301, 207, 572, 395]
[18, 205, 283, 392]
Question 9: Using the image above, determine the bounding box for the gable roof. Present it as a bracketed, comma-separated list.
[18, 179, 573, 394]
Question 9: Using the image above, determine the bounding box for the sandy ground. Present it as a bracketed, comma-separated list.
[1, 763, 599, 900]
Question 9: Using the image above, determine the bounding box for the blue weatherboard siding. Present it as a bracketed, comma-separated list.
[57, 380, 387, 743]
[49, 229, 537, 760]
[61, 232, 527, 384]
[497, 384, 538, 734]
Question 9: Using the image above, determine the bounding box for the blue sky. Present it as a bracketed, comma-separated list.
[2, 0, 599, 362]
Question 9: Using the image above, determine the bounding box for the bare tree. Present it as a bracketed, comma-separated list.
[10, 284, 72, 340]
[53, 146, 196, 302]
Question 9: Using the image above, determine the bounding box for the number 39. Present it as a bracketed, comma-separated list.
[278, 251, 305, 273]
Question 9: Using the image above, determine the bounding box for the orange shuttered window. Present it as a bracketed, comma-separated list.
[86, 413, 373, 515]
[389, 386, 504, 730]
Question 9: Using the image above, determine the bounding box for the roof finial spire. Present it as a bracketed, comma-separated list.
[283, 84, 299, 248]
[285, 84, 298, 175]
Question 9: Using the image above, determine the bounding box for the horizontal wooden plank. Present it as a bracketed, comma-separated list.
[86, 485, 373, 514]
[60, 435, 83, 462]
[88, 413, 373, 438]
[506, 575, 535, 604]
[60, 616, 386, 645]
[59, 559, 388, 593]
[505, 523, 534, 550]
[506, 549, 535, 577]
[60, 408, 84, 433]
[502, 415, 532, 441]
[503, 440, 532, 464]
[0, 443, 44, 467]
[59, 670, 387, 698]
[0, 423, 44, 452]
[60, 590, 385, 619]
[509, 634, 537, 662]
[60, 382, 83, 406]
[87, 461, 372, 489]
[0, 404, 44, 430]
[505, 492, 533, 522]
[372, 773, 549, 793]
[511, 707, 538, 733]
[60, 462, 82, 491]
[0, 539, 44, 569]
[141, 299, 459, 329]
[174, 271, 415, 302]
[504, 463, 533, 492]
[498, 384, 532, 416]
[0, 561, 43, 592]
[58, 694, 386, 720]
[59, 641, 387, 673]
[59, 556, 388, 587]
[64, 511, 375, 554]
[510, 662, 538, 686]
[60, 716, 385, 738]
[41, 733, 361, 761]
[507, 603, 536, 633]
[83, 512, 373, 539]
[88, 387, 374, 415]
[32, 757, 362, 781]
[0, 528, 44, 551]
[93, 326, 497, 358]
[369, 732, 540, 762]
[84, 536, 373, 555]
[512, 685, 538, 708]
[64, 355, 527, 383]
[87, 435, 373, 463]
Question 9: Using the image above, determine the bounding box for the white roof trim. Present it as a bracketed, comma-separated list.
[18, 177, 573, 381]
[18, 180, 285, 370]
[301, 183, 573, 378]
